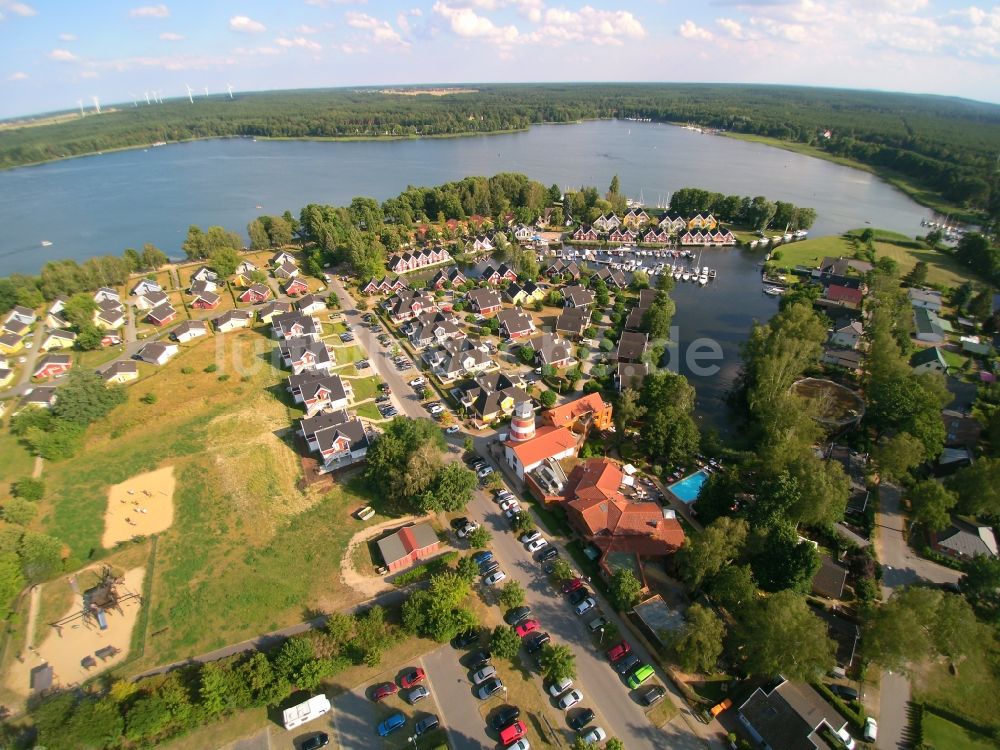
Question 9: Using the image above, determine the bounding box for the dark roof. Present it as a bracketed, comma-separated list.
[936, 517, 998, 558]
[288, 371, 348, 402]
[300, 409, 352, 439]
[497, 308, 534, 335]
[467, 288, 502, 310]
[556, 307, 590, 333]
[812, 557, 848, 599]
[101, 360, 138, 379]
[739, 681, 845, 750]
[910, 347, 946, 368]
[616, 331, 648, 362]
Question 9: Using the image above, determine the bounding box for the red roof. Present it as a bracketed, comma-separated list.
[506, 426, 578, 467]
[566, 458, 622, 504]
[826, 284, 863, 305]
[544, 393, 609, 429]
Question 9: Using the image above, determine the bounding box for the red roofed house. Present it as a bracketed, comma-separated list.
[283, 278, 309, 297]
[825, 284, 864, 308]
[239, 284, 272, 304]
[564, 457, 685, 575]
[542, 393, 613, 435]
[503, 402, 581, 480]
[33, 354, 73, 380]
[376, 521, 441, 574]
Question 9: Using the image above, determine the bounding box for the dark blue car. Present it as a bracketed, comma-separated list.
[472, 550, 493, 565]
[377, 712, 406, 737]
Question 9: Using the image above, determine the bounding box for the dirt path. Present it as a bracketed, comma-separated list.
[31, 457, 43, 479]
[340, 515, 422, 599]
[23, 585, 41, 653]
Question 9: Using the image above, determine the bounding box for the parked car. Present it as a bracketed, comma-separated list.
[484, 570, 507, 586]
[527, 538, 548, 553]
[480, 561, 500, 577]
[428, 404, 444, 415]
[505, 507, 523, 521]
[469, 654, 492, 672]
[525, 632, 550, 653]
[414, 715, 439, 736]
[409, 377, 426, 387]
[452, 629, 480, 649]
[626, 664, 654, 689]
[615, 653, 641, 675]
[471, 665, 498, 685]
[519, 530, 542, 544]
[606, 640, 631, 662]
[827, 684, 859, 701]
[299, 732, 329, 750]
[472, 550, 493, 565]
[500, 497, 520, 511]
[490, 705, 521, 731]
[477, 466, 495, 479]
[377, 713, 406, 737]
[835, 727, 856, 750]
[445, 425, 460, 434]
[574, 597, 597, 615]
[537, 547, 559, 562]
[515, 619, 540, 638]
[372, 682, 398, 702]
[568, 588, 591, 606]
[547, 677, 573, 697]
[561, 578, 584, 594]
[711, 698, 733, 717]
[863, 718, 878, 743]
[580, 727, 607, 744]
[568, 708, 595, 731]
[450, 516, 471, 530]
[457, 522, 479, 538]
[504, 740, 530, 750]
[400, 668, 426, 689]
[499, 720, 527, 746]
[505, 606, 532, 625]
[640, 685, 666, 707]
[406, 686, 430, 704]
[476, 677, 504, 699]
[557, 689, 584, 710]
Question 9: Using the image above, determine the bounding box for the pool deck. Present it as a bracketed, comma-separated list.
[649, 475, 704, 533]
[667, 469, 709, 504]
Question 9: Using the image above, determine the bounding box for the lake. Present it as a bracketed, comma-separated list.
[0, 119, 927, 429]
[0, 119, 927, 275]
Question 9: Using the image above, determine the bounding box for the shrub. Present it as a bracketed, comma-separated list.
[140, 392, 157, 404]
[3, 499, 37, 525]
[203, 363, 218, 373]
[12, 477, 44, 502]
[181, 367, 194, 375]
[218, 374, 230, 382]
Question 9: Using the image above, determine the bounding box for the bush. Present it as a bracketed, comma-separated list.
[3, 499, 37, 525]
[204, 363, 218, 373]
[218, 374, 231, 382]
[181, 366, 194, 375]
[140, 392, 157, 405]
[12, 477, 44, 502]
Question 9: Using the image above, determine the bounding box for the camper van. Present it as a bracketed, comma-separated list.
[282, 694, 331, 730]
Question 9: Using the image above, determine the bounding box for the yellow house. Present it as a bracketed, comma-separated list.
[93, 308, 126, 331]
[101, 360, 139, 384]
[0, 367, 14, 388]
[41, 330, 77, 351]
[687, 213, 718, 231]
[0, 332, 24, 355]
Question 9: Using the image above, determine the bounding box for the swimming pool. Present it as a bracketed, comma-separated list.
[668, 470, 709, 504]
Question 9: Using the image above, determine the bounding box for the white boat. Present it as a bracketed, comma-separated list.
[40, 240, 52, 247]
[699, 274, 708, 285]
[708, 269, 717, 279]
[673, 268, 682, 280]
[682, 271, 691, 282]
[763, 286, 784, 296]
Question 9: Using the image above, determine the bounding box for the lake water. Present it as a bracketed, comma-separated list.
[0, 119, 928, 430]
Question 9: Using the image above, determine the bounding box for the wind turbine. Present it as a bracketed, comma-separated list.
[129, 92, 138, 107]
[227, 83, 234, 99]
[203, 86, 209, 98]
[185, 84, 194, 104]
[144, 91, 150, 105]
[91, 96, 101, 114]
[77, 99, 84, 117]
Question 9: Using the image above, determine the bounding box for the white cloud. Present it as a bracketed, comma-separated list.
[276, 36, 323, 51]
[129, 4, 169, 19]
[678, 20, 713, 41]
[229, 15, 266, 34]
[1, 2, 37, 17]
[49, 48, 79, 62]
[396, 7, 422, 35]
[159, 31, 184, 41]
[7, 71, 28, 81]
[58, 32, 77, 41]
[536, 6, 645, 46]
[346, 11, 408, 46]
[305, 0, 366, 5]
[295, 24, 319, 34]
[432, 2, 520, 45]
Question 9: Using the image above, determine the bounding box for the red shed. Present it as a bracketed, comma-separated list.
[376, 522, 440, 573]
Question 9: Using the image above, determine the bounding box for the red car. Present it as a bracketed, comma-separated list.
[606, 640, 631, 663]
[561, 578, 585, 594]
[400, 668, 426, 689]
[499, 720, 527, 745]
[372, 682, 398, 702]
[515, 619, 540, 638]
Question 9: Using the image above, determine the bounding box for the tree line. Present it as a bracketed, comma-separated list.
[3, 84, 997, 221]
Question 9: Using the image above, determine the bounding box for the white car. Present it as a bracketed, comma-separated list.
[835, 727, 856, 750]
[428, 404, 444, 414]
[495, 492, 515, 504]
[457, 522, 479, 538]
[547, 677, 573, 697]
[499, 498, 520, 511]
[409, 377, 426, 387]
[445, 425, 460, 434]
[519, 530, 541, 544]
[863, 718, 877, 743]
[484, 570, 507, 586]
[471, 665, 497, 684]
[477, 466, 494, 478]
[527, 539, 548, 553]
[574, 597, 597, 615]
[581, 727, 606, 744]
[557, 689, 584, 710]
[504, 740, 529, 750]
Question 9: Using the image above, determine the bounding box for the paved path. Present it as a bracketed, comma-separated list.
[873, 483, 961, 750]
[421, 646, 493, 750]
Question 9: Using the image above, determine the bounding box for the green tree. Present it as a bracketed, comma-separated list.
[66, 696, 125, 748]
[456, 555, 480, 583]
[491, 625, 522, 661]
[733, 590, 834, 680]
[12, 477, 44, 501]
[75, 323, 105, 350]
[3, 499, 36, 525]
[538, 643, 577, 684]
[498, 580, 526, 610]
[960, 554, 1000, 602]
[609, 568, 643, 611]
[605, 739, 625, 750]
[670, 603, 725, 673]
[467, 526, 492, 549]
[273, 635, 315, 685]
[749, 524, 820, 593]
[550, 558, 575, 583]
[908, 479, 957, 531]
[0, 552, 26, 609]
[510, 511, 535, 534]
[947, 458, 1000, 516]
[518, 345, 536, 365]
[540, 390, 557, 408]
[608, 174, 621, 197]
[903, 261, 929, 286]
[62, 292, 98, 330]
[18, 531, 64, 583]
[208, 246, 241, 278]
[706, 564, 756, 611]
[248, 219, 270, 250]
[52, 369, 127, 426]
[182, 225, 208, 259]
[675, 517, 748, 591]
[613, 387, 645, 439]
[874, 432, 926, 483]
[140, 242, 168, 270]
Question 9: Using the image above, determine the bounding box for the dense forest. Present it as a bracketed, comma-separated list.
[2, 84, 999, 223]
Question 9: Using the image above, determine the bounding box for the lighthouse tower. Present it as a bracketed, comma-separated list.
[509, 400, 536, 442]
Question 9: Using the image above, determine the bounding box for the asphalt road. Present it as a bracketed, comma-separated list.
[421, 645, 495, 750]
[874, 483, 961, 750]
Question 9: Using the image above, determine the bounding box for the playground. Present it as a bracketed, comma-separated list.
[101, 466, 176, 548]
[3, 566, 145, 701]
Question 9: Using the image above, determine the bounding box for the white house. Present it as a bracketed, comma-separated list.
[136, 342, 179, 366]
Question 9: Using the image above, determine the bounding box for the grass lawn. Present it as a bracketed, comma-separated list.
[355, 402, 383, 421]
[30, 330, 390, 671]
[915, 634, 1000, 733]
[0, 426, 37, 497]
[645, 682, 680, 727]
[323, 320, 349, 337]
[74, 345, 124, 370]
[941, 349, 970, 370]
[922, 711, 997, 750]
[333, 345, 365, 365]
[350, 375, 382, 402]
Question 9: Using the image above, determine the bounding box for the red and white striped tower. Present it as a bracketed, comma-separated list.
[509, 400, 536, 442]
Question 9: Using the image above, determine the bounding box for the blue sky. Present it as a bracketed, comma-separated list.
[0, 0, 998, 118]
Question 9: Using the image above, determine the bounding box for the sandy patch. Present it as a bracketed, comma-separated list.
[339, 515, 422, 600]
[4, 566, 145, 702]
[101, 466, 175, 548]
